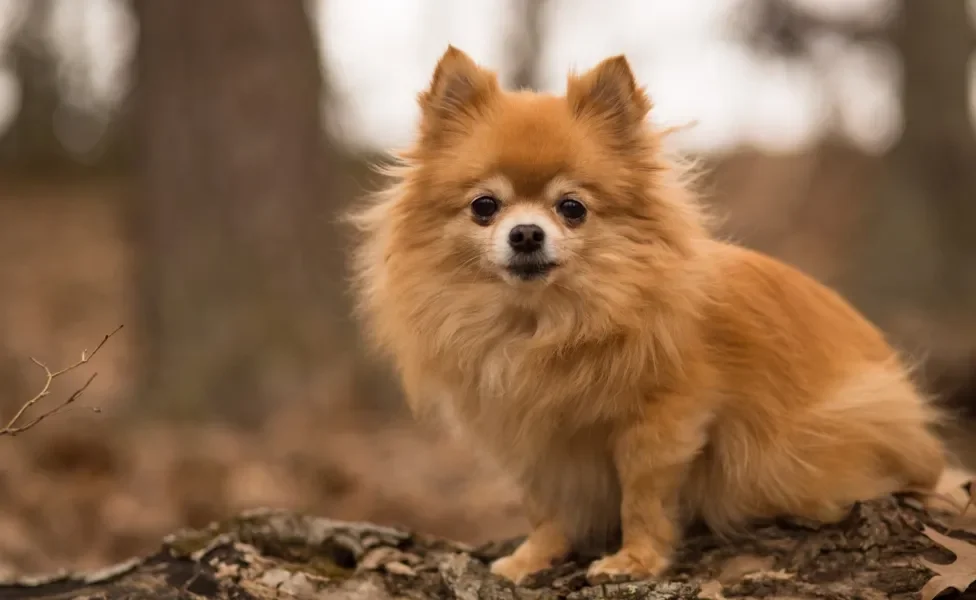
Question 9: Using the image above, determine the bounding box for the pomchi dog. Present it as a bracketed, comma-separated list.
[347, 46, 954, 584]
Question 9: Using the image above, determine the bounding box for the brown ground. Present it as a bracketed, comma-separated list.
[0, 407, 527, 577]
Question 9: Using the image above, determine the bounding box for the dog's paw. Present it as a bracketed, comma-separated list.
[490, 554, 547, 585]
[585, 549, 668, 585]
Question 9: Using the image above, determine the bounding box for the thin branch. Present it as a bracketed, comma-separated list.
[1, 325, 123, 436]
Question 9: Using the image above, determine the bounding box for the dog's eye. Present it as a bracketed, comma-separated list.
[556, 198, 587, 222]
[470, 195, 500, 222]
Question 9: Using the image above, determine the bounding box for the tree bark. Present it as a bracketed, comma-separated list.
[130, 0, 336, 425]
[0, 496, 971, 599]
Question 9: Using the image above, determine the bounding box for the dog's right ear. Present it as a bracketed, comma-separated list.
[418, 46, 499, 139]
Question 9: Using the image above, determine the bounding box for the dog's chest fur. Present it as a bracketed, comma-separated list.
[441, 340, 626, 551]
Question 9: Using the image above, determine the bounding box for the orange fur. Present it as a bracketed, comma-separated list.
[347, 47, 955, 584]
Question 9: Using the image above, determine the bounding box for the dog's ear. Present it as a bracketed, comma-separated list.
[418, 46, 499, 139]
[566, 55, 651, 133]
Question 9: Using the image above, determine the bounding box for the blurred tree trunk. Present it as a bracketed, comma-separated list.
[0, 0, 127, 173]
[843, 1, 976, 342]
[130, 0, 336, 425]
[894, 0, 976, 304]
[0, 0, 62, 170]
[506, 0, 548, 90]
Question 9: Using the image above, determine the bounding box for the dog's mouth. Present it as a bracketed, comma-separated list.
[506, 257, 559, 281]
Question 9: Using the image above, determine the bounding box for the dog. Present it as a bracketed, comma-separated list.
[347, 46, 955, 584]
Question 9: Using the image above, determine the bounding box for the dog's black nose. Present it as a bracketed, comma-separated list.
[508, 224, 545, 254]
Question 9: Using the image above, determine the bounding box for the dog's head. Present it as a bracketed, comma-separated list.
[351, 47, 710, 342]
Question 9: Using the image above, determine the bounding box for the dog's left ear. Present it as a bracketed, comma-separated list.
[566, 55, 651, 133]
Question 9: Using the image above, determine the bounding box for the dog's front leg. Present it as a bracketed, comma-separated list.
[490, 516, 571, 584]
[586, 400, 708, 583]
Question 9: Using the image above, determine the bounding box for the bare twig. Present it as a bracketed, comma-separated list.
[1, 325, 123, 436]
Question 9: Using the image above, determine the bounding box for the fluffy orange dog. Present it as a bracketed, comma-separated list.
[348, 46, 950, 584]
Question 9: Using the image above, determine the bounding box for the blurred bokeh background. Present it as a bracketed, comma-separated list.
[2, 0, 976, 576]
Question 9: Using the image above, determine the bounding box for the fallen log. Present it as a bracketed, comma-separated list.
[1, 495, 974, 599]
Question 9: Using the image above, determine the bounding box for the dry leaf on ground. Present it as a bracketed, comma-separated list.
[920, 526, 976, 600]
